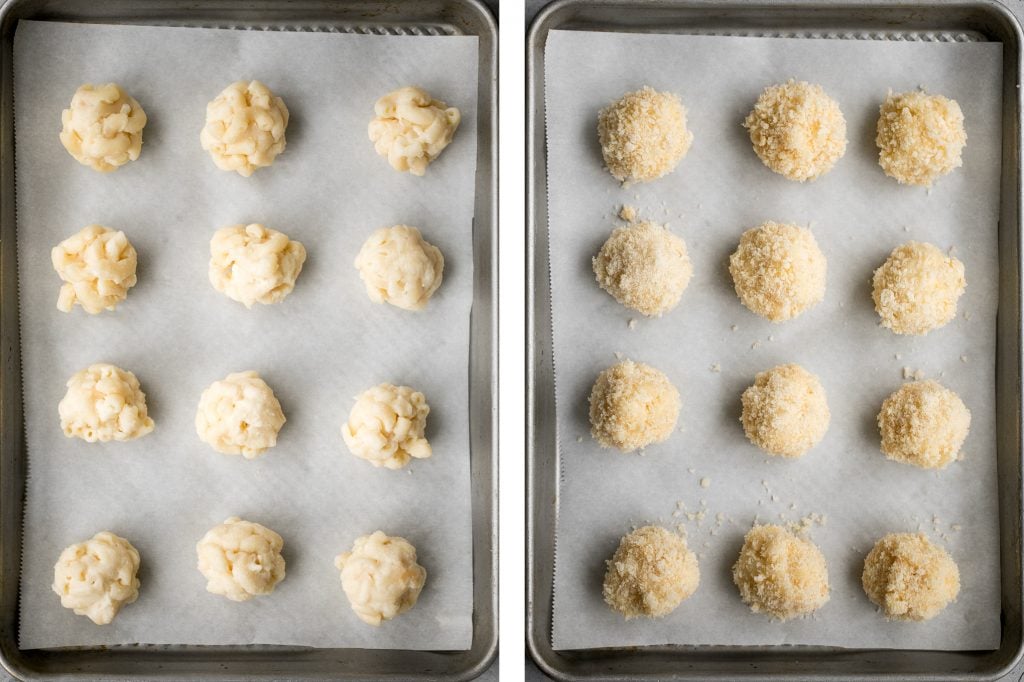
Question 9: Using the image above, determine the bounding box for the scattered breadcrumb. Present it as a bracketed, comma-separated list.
[730, 324, 738, 332]
[614, 351, 624, 360]
[576, 435, 583, 443]
[628, 318, 637, 330]
[710, 363, 721, 373]
[961, 355, 968, 363]
[951, 524, 962, 532]
[902, 366, 925, 380]
[700, 477, 711, 489]
[617, 204, 637, 222]
[751, 340, 761, 350]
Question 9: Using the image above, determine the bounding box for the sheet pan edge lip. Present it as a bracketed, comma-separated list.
[527, 0, 1024, 678]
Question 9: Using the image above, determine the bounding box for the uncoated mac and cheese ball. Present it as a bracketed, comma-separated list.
[60, 83, 147, 172]
[58, 364, 155, 442]
[200, 80, 289, 177]
[335, 531, 427, 626]
[51, 225, 138, 314]
[354, 225, 444, 311]
[342, 383, 432, 470]
[52, 531, 141, 625]
[209, 224, 306, 308]
[195, 371, 286, 459]
[368, 86, 461, 176]
[196, 517, 286, 602]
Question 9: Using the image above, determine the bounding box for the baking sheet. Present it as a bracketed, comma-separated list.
[15, 20, 477, 650]
[546, 29, 1002, 651]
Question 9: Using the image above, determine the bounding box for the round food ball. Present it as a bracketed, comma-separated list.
[597, 86, 693, 184]
[876, 91, 966, 187]
[733, 524, 830, 620]
[862, 532, 960, 621]
[51, 224, 138, 314]
[59, 364, 154, 442]
[60, 83, 147, 172]
[589, 360, 680, 452]
[52, 531, 140, 624]
[368, 86, 461, 176]
[872, 241, 965, 336]
[741, 363, 830, 458]
[196, 517, 286, 602]
[335, 530, 427, 626]
[743, 80, 847, 182]
[602, 525, 699, 619]
[354, 225, 444, 311]
[342, 383, 431, 469]
[200, 80, 289, 177]
[195, 371, 286, 458]
[878, 380, 971, 470]
[209, 223, 306, 308]
[592, 220, 692, 317]
[729, 222, 827, 322]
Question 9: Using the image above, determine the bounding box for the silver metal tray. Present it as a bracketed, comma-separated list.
[528, 0, 1024, 678]
[0, 1, 496, 679]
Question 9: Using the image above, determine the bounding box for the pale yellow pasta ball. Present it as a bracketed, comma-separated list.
[52, 531, 140, 624]
[592, 220, 692, 317]
[58, 364, 154, 442]
[200, 80, 289, 177]
[741, 363, 829, 458]
[368, 86, 461, 176]
[196, 517, 286, 602]
[195, 371, 286, 459]
[209, 224, 306, 308]
[597, 86, 693, 184]
[589, 360, 680, 453]
[729, 222, 826, 322]
[342, 383, 431, 469]
[354, 225, 444, 311]
[60, 83, 147, 172]
[878, 380, 971, 470]
[862, 533, 960, 621]
[744, 80, 847, 182]
[335, 531, 427, 626]
[872, 241, 965, 336]
[733, 524, 830, 620]
[51, 225, 138, 314]
[602, 525, 699, 619]
[876, 91, 966, 186]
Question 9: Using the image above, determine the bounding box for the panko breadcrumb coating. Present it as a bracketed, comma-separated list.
[597, 86, 693, 184]
[593, 220, 692, 317]
[729, 222, 826, 322]
[878, 380, 971, 470]
[872, 241, 965, 336]
[733, 524, 830, 620]
[744, 80, 847, 182]
[862, 533, 960, 621]
[741, 363, 830, 458]
[876, 91, 966, 187]
[602, 525, 699, 619]
[589, 360, 680, 452]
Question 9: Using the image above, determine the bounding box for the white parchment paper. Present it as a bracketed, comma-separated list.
[546, 29, 1002, 651]
[15, 20, 477, 650]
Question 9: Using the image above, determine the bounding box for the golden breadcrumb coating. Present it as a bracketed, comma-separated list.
[878, 380, 970, 469]
[862, 533, 960, 621]
[872, 241, 965, 336]
[598, 86, 693, 184]
[589, 360, 680, 452]
[733, 524, 830, 620]
[876, 91, 966, 187]
[593, 220, 692, 317]
[603, 525, 699, 619]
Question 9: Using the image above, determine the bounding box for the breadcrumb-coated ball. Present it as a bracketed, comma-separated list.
[592, 220, 692, 317]
[597, 86, 693, 184]
[872, 241, 965, 336]
[729, 222, 827, 322]
[878, 380, 971, 470]
[862, 533, 960, 621]
[733, 524, 830, 620]
[589, 360, 680, 453]
[744, 80, 847, 182]
[876, 91, 966, 187]
[741, 363, 830, 458]
[602, 525, 699, 619]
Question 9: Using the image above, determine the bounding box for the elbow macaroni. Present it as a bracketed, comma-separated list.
[51, 225, 138, 314]
[60, 83, 147, 172]
[209, 224, 306, 308]
[58, 364, 155, 442]
[368, 86, 460, 176]
[52, 531, 141, 624]
[335, 531, 426, 626]
[200, 81, 289, 177]
[341, 383, 431, 469]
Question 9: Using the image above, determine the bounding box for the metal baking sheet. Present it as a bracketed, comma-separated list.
[528, 0, 1023, 678]
[0, 0, 495, 679]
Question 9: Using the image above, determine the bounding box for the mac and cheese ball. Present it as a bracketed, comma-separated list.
[51, 224, 138, 314]
[195, 371, 285, 459]
[209, 223, 306, 308]
[876, 91, 966, 187]
[733, 524, 830, 621]
[597, 86, 693, 184]
[862, 533, 960, 621]
[335, 531, 427, 626]
[602, 525, 699, 619]
[52, 531, 140, 625]
[743, 80, 847, 182]
[368, 86, 461, 176]
[58, 364, 155, 442]
[200, 80, 289, 177]
[196, 517, 286, 602]
[872, 241, 965, 336]
[59, 83, 147, 172]
[741, 363, 830, 458]
[589, 360, 680, 453]
[593, 220, 692, 317]
[354, 225, 444, 311]
[342, 383, 431, 469]
[878, 380, 971, 470]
